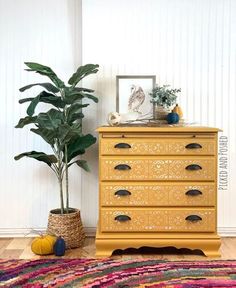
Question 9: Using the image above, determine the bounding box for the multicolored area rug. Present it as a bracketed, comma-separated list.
[0, 258, 236, 287]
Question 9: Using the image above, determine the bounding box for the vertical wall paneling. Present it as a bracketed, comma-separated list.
[0, 0, 82, 231]
[82, 0, 236, 232]
[0, 0, 235, 235]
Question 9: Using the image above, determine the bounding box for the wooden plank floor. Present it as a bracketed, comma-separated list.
[0, 237, 235, 260]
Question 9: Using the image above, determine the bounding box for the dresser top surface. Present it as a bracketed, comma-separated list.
[97, 125, 221, 133]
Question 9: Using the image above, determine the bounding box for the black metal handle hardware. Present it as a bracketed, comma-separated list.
[114, 143, 131, 149]
[185, 215, 202, 222]
[115, 215, 131, 222]
[185, 164, 202, 171]
[114, 190, 131, 196]
[114, 164, 131, 170]
[185, 143, 202, 149]
[185, 189, 203, 196]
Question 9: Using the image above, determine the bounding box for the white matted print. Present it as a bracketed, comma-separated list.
[116, 75, 156, 117]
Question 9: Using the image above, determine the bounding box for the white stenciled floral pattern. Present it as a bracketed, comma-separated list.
[168, 185, 215, 206]
[101, 158, 215, 181]
[101, 139, 216, 155]
[101, 209, 215, 232]
[168, 160, 215, 180]
[101, 184, 215, 206]
[101, 159, 150, 180]
[97, 128, 220, 257]
[168, 211, 215, 231]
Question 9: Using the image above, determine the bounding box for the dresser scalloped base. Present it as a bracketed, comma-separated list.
[95, 232, 221, 258]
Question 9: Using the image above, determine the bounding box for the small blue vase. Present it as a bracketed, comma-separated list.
[54, 236, 66, 256]
[167, 112, 179, 124]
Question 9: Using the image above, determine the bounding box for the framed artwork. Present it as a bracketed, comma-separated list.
[116, 75, 156, 117]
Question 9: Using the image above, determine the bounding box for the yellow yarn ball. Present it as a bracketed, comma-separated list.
[31, 235, 56, 255]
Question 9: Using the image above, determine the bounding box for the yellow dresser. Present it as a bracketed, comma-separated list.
[96, 126, 221, 257]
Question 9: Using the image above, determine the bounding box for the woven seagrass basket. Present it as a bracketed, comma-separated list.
[47, 208, 85, 249]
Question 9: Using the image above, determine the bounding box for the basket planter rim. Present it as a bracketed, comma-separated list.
[47, 208, 85, 248]
[49, 208, 80, 216]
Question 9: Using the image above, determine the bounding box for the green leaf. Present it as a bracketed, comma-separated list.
[75, 87, 94, 93]
[68, 112, 84, 124]
[66, 134, 96, 162]
[15, 116, 37, 128]
[19, 83, 60, 93]
[63, 87, 84, 104]
[14, 151, 57, 166]
[20, 91, 65, 114]
[58, 124, 74, 146]
[67, 103, 88, 124]
[83, 93, 98, 103]
[26, 94, 41, 116]
[67, 103, 89, 115]
[19, 98, 34, 104]
[26, 91, 64, 116]
[64, 90, 98, 104]
[68, 64, 99, 86]
[24, 62, 65, 89]
[68, 160, 90, 172]
[37, 108, 64, 129]
[31, 128, 56, 145]
[35, 92, 65, 108]
[71, 91, 98, 103]
[58, 124, 81, 147]
[64, 93, 84, 104]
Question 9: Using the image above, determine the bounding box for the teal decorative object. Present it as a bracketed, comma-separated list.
[167, 112, 179, 124]
[54, 236, 66, 256]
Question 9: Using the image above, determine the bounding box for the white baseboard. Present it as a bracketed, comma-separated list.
[0, 227, 96, 238]
[218, 227, 236, 236]
[0, 227, 235, 237]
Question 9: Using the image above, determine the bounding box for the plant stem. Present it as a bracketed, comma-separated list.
[58, 174, 64, 214]
[50, 164, 59, 177]
[55, 141, 64, 214]
[65, 145, 69, 213]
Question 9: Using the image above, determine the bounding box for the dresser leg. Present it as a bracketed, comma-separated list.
[199, 239, 221, 258]
[95, 239, 114, 258]
[95, 234, 221, 258]
[95, 251, 113, 258]
[95, 248, 113, 258]
[202, 249, 221, 258]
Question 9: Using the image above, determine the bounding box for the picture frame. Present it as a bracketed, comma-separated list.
[116, 75, 156, 117]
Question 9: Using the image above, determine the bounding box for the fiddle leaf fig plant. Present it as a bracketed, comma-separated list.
[15, 62, 99, 214]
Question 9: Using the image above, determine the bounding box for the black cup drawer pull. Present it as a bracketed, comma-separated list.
[185, 189, 203, 196]
[115, 215, 131, 222]
[115, 190, 131, 196]
[185, 215, 202, 222]
[114, 164, 131, 170]
[185, 143, 202, 149]
[185, 164, 202, 171]
[114, 143, 131, 149]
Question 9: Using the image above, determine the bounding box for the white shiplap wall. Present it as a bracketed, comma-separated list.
[0, 0, 84, 234]
[82, 0, 236, 234]
[0, 0, 235, 236]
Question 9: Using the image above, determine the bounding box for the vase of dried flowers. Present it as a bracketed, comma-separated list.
[150, 84, 181, 120]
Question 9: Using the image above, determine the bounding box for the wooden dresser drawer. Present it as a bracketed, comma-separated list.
[101, 137, 216, 156]
[100, 208, 216, 233]
[100, 157, 215, 181]
[96, 127, 221, 257]
[100, 182, 216, 207]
